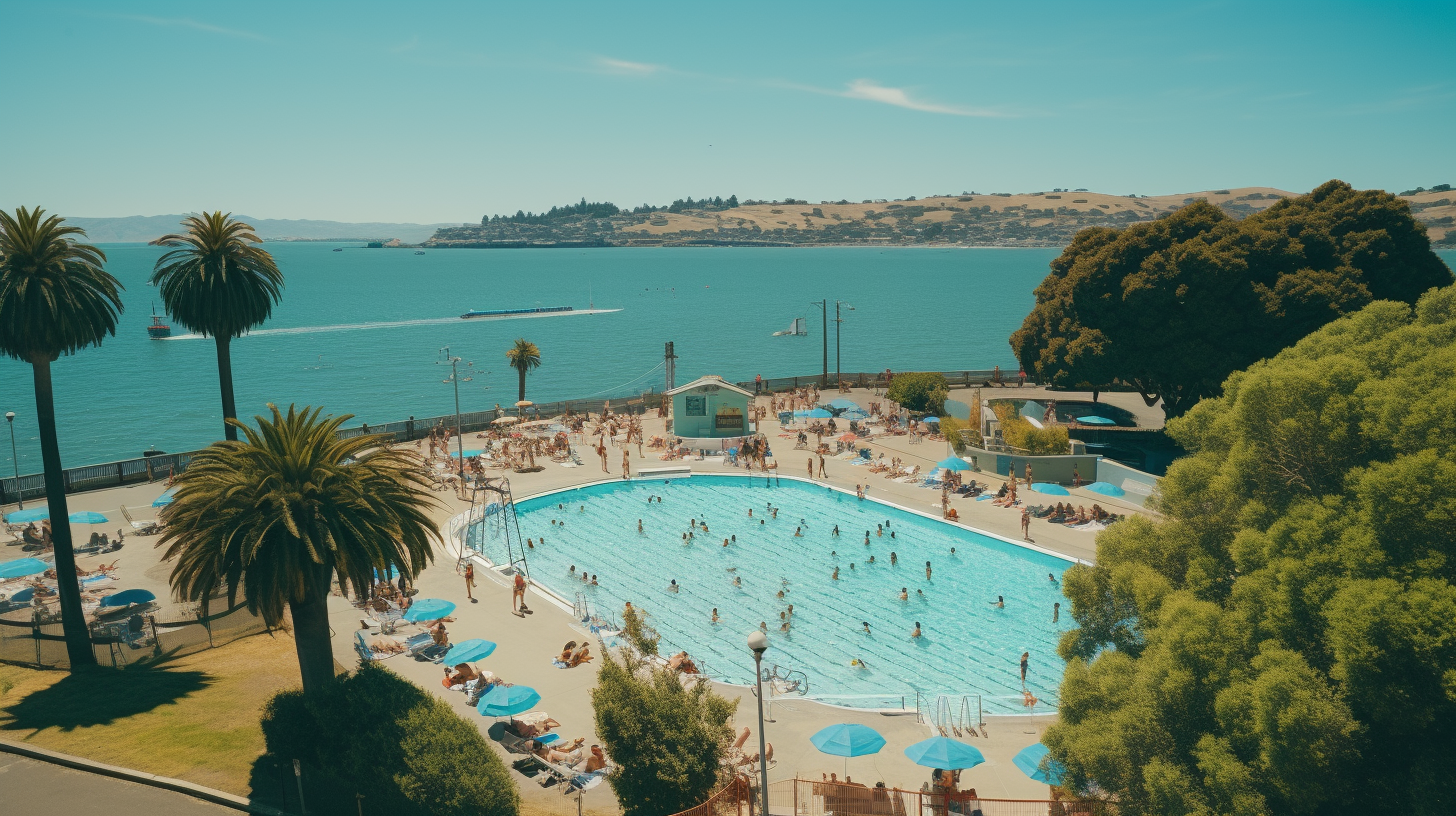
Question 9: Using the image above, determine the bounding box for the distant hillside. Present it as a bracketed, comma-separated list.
[424, 188, 1308, 248]
[423, 186, 1456, 249]
[67, 214, 460, 244]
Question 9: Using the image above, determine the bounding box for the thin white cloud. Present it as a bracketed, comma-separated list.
[595, 57, 665, 76]
[116, 14, 271, 42]
[840, 79, 1004, 117]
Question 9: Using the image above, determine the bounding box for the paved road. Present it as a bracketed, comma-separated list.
[0, 752, 239, 816]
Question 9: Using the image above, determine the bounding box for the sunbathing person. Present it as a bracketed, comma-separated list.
[666, 651, 699, 673]
[511, 713, 562, 738]
[445, 663, 481, 687]
[567, 643, 593, 666]
[369, 636, 407, 654]
[558, 641, 578, 663]
[576, 744, 607, 773]
[429, 621, 449, 647]
[533, 737, 586, 765]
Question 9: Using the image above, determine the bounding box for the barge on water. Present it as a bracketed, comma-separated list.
[460, 305, 574, 319]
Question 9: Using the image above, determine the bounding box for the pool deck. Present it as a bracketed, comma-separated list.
[2, 385, 1154, 813]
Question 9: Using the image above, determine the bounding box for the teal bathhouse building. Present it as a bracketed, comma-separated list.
[665, 376, 754, 440]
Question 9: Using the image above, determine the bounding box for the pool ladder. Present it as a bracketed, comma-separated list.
[920, 694, 984, 738]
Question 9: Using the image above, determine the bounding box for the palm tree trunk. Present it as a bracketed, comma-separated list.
[215, 335, 238, 441]
[518, 367, 527, 402]
[289, 572, 337, 698]
[30, 359, 97, 669]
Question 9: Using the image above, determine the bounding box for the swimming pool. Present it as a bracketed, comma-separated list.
[469, 474, 1074, 714]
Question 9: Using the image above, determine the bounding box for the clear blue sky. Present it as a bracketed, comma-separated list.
[1, 1, 1452, 223]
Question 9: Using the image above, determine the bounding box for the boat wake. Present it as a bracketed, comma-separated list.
[159, 308, 622, 340]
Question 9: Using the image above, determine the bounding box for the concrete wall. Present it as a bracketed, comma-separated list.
[1096, 459, 1160, 507]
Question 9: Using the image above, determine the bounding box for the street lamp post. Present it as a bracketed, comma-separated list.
[437, 347, 468, 482]
[5, 412, 20, 509]
[747, 631, 771, 815]
[810, 300, 827, 388]
[834, 301, 854, 388]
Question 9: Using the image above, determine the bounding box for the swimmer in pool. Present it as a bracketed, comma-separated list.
[748, 508, 753, 517]
[558, 503, 564, 510]
[731, 535, 736, 543]
[781, 619, 791, 632]
[1048, 573, 1057, 583]
[831, 550, 837, 557]
[682, 533, 689, 542]
[551, 519, 557, 525]
[868, 555, 876, 563]
[950, 547, 956, 555]
[760, 520, 765, 526]
[900, 587, 908, 601]
[991, 595, 1004, 608]
[1053, 602, 1060, 623]
[890, 531, 895, 539]
[832, 567, 840, 580]
[862, 621, 871, 634]
[734, 576, 743, 587]
[776, 590, 785, 599]
[877, 524, 883, 537]
[711, 608, 719, 623]
[916, 589, 924, 597]
[724, 539, 730, 547]
[702, 523, 709, 533]
[912, 622, 922, 638]
[794, 527, 803, 537]
[579, 506, 585, 513]
[833, 525, 839, 536]
[850, 658, 866, 668]
[890, 552, 898, 565]
[787, 604, 794, 616]
[925, 561, 933, 579]
[864, 532, 870, 545]
[668, 580, 679, 593]
[850, 563, 855, 570]
[759, 621, 768, 633]
[638, 519, 643, 532]
[591, 575, 598, 585]
[771, 508, 778, 518]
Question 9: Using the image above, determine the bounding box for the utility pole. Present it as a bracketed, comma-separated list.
[5, 412, 20, 510]
[437, 347, 468, 482]
[664, 342, 677, 392]
[834, 300, 854, 388]
[811, 300, 827, 387]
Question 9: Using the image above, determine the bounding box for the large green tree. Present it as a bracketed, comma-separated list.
[1010, 181, 1452, 418]
[1048, 285, 1456, 815]
[158, 405, 439, 697]
[592, 650, 737, 816]
[0, 207, 124, 669]
[150, 213, 283, 441]
[504, 338, 541, 403]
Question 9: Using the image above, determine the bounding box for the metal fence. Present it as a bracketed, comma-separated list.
[765, 778, 1108, 816]
[0, 600, 270, 669]
[735, 370, 1025, 394]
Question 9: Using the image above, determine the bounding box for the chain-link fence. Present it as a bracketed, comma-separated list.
[0, 601, 270, 669]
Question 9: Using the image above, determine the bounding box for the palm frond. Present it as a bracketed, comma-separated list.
[157, 404, 443, 626]
[0, 207, 124, 363]
[148, 212, 283, 338]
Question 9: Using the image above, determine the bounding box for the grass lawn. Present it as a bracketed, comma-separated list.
[0, 631, 301, 795]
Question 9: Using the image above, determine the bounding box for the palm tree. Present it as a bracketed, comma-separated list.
[505, 338, 541, 403]
[0, 207, 124, 669]
[158, 405, 440, 697]
[150, 213, 283, 441]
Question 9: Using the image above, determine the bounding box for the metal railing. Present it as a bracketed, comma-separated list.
[766, 778, 1109, 816]
[0, 600, 269, 669]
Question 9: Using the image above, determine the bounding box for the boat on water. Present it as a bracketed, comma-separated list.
[332, 247, 343, 251]
[461, 305, 574, 320]
[772, 317, 807, 336]
[147, 303, 172, 339]
[415, 250, 425, 255]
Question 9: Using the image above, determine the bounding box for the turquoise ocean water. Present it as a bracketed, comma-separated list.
[2, 245, 1451, 473]
[0, 245, 1054, 472]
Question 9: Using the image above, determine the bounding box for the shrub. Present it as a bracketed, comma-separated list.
[994, 402, 1070, 454]
[260, 664, 519, 816]
[886, 372, 949, 414]
[593, 651, 737, 816]
[938, 416, 971, 454]
[621, 603, 660, 656]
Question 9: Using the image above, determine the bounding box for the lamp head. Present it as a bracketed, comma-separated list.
[4, 412, 13, 422]
[747, 630, 769, 655]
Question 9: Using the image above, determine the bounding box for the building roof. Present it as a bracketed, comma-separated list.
[664, 375, 755, 398]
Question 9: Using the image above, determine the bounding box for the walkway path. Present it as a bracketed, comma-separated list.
[0, 752, 239, 816]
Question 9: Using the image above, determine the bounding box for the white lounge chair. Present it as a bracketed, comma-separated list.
[119, 506, 161, 535]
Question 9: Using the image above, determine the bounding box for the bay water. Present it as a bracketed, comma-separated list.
[0, 244, 1060, 472]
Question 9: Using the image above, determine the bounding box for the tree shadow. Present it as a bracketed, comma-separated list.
[1, 659, 212, 733]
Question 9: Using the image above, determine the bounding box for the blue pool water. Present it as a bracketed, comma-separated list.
[471, 474, 1075, 713]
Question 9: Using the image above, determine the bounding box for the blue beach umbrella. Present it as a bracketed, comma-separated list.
[9, 587, 35, 604]
[444, 638, 497, 664]
[937, 457, 970, 472]
[450, 449, 483, 458]
[152, 489, 177, 507]
[0, 558, 49, 580]
[812, 723, 886, 776]
[921, 416, 941, 425]
[403, 598, 456, 621]
[1030, 483, 1070, 496]
[1075, 415, 1116, 425]
[3, 508, 50, 524]
[477, 684, 541, 717]
[100, 589, 156, 608]
[904, 736, 986, 770]
[70, 511, 109, 524]
[1082, 481, 1126, 497]
[1012, 742, 1066, 786]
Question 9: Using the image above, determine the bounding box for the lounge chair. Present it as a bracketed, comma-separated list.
[354, 630, 380, 662]
[406, 631, 448, 662]
[119, 506, 161, 535]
